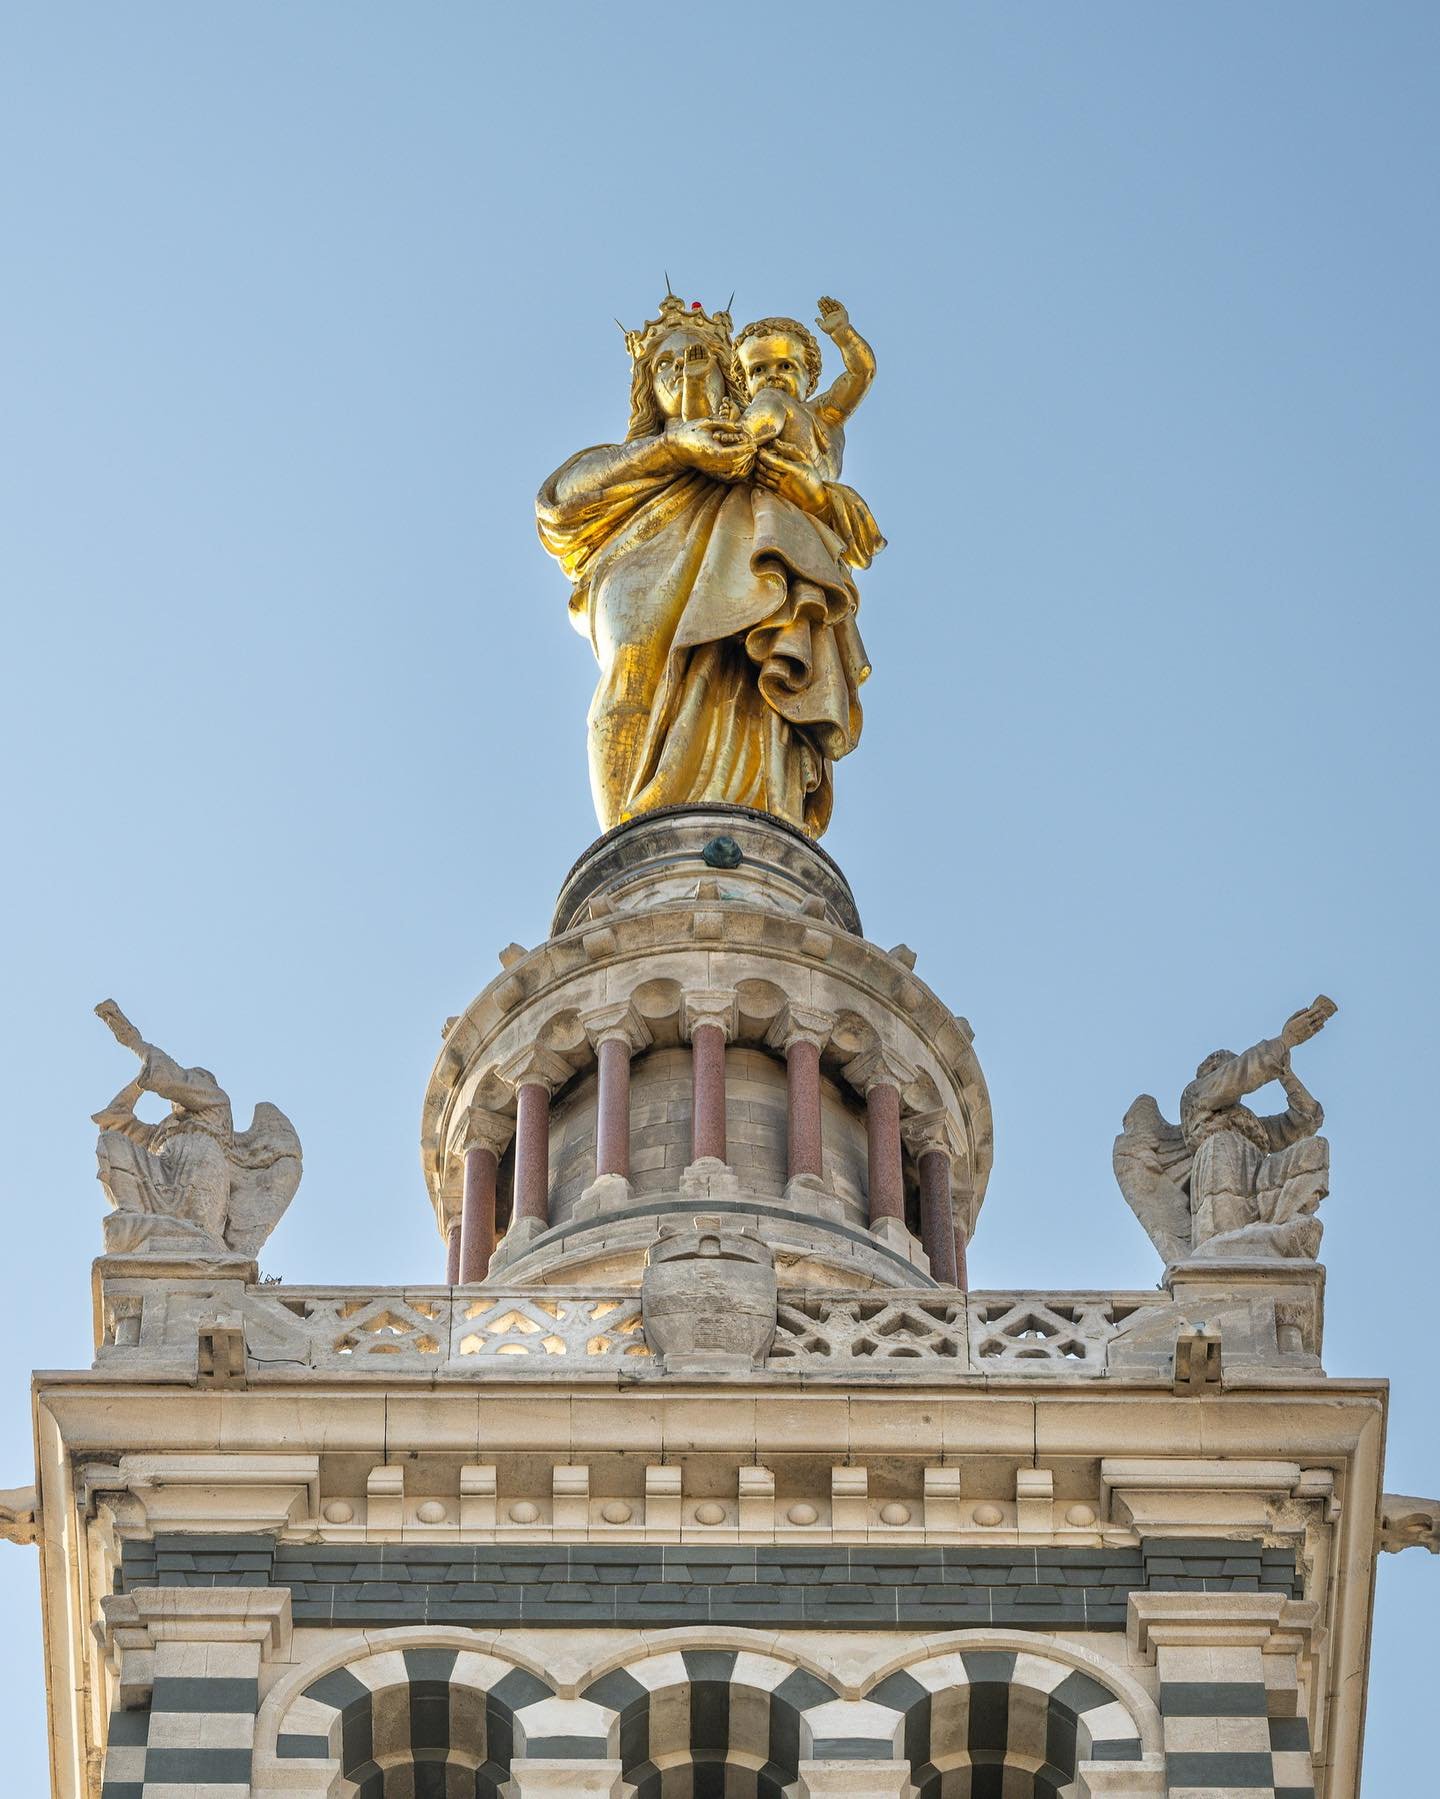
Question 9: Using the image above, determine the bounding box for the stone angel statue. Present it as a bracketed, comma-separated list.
[1113, 996, 1336, 1264]
[92, 1000, 302, 1258]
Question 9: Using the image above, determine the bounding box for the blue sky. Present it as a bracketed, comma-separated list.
[1, 4, 1435, 1789]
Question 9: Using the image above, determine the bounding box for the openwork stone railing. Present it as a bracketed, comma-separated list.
[968, 1294, 1146, 1371]
[229, 1287, 652, 1370]
[770, 1291, 1144, 1371]
[95, 1279, 1176, 1380]
[771, 1293, 968, 1361]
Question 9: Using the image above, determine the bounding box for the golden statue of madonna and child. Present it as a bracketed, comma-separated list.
[537, 291, 884, 840]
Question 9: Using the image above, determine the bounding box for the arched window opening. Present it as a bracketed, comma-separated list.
[871, 1649, 1145, 1799]
[583, 1648, 837, 1799]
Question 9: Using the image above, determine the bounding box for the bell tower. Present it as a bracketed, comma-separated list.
[6, 285, 1436, 1799]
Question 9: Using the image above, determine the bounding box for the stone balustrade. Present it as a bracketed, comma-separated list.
[90, 1267, 1323, 1383]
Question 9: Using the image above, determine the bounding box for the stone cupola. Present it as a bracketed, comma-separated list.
[422, 804, 993, 1295]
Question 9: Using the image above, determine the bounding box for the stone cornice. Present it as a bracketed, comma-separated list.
[1128, 1589, 1318, 1659]
[92, 1453, 320, 1534]
[99, 1586, 292, 1708]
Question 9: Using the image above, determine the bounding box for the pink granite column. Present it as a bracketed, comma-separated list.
[785, 1036, 823, 1180]
[864, 1080, 906, 1226]
[444, 1222, 461, 1284]
[918, 1147, 959, 1286]
[950, 1163, 973, 1291]
[512, 1080, 552, 1227]
[769, 1004, 833, 1183]
[691, 1025, 727, 1163]
[498, 1049, 568, 1235]
[954, 1222, 970, 1292]
[595, 1035, 632, 1178]
[685, 992, 737, 1165]
[582, 1004, 651, 1191]
[459, 1144, 499, 1283]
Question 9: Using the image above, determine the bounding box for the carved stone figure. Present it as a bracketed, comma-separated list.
[1380, 1495, 1440, 1554]
[92, 1000, 302, 1258]
[0, 1486, 38, 1546]
[1114, 996, 1336, 1264]
[641, 1216, 778, 1371]
[536, 291, 883, 839]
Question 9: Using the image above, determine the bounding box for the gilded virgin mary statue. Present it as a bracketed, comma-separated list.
[536, 291, 884, 839]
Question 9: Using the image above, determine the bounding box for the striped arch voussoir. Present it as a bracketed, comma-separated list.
[579, 1646, 898, 1797]
[866, 1647, 1146, 1795]
[274, 1645, 555, 1796]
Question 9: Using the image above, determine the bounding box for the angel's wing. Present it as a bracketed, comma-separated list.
[1113, 1094, 1193, 1265]
[224, 1101, 303, 1257]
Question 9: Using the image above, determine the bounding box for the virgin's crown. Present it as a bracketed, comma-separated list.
[620, 292, 735, 362]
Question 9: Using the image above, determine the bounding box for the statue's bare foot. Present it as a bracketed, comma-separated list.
[684, 342, 710, 367]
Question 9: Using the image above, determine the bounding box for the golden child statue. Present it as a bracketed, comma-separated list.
[536, 291, 885, 839]
[734, 300, 877, 494]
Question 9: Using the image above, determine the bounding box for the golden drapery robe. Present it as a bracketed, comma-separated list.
[537, 459, 876, 838]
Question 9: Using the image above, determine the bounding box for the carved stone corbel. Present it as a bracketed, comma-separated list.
[0, 1485, 38, 1546]
[1379, 1494, 1440, 1554]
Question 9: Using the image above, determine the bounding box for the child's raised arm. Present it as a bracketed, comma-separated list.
[813, 296, 876, 424]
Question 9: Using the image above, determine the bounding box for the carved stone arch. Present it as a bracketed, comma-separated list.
[578, 1643, 856, 1796]
[861, 1632, 1160, 1797]
[251, 1629, 556, 1796]
[574, 1626, 860, 1699]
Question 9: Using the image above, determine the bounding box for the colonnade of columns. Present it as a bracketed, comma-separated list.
[449, 997, 970, 1289]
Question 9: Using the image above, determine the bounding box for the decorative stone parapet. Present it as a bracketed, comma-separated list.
[92, 1252, 257, 1356]
[90, 1269, 1329, 1383]
[1106, 1259, 1326, 1380]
